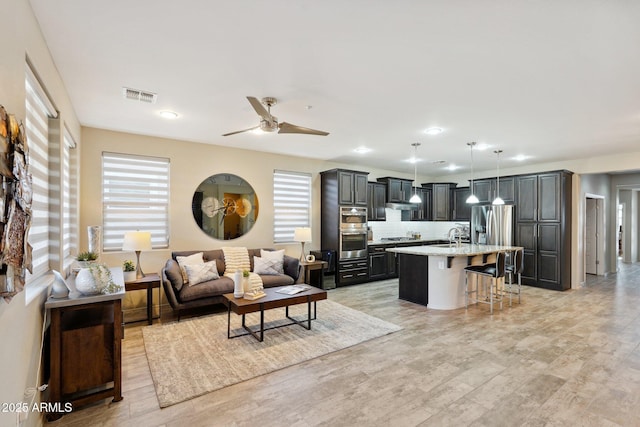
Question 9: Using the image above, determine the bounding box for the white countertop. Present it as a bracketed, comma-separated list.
[45, 267, 125, 309]
[368, 237, 449, 246]
[386, 243, 523, 257]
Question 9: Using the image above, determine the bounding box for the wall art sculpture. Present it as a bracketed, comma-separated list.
[0, 105, 33, 302]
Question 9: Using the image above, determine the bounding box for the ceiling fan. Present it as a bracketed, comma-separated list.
[222, 96, 330, 137]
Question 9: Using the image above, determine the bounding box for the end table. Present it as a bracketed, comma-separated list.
[299, 260, 328, 289]
[124, 273, 161, 324]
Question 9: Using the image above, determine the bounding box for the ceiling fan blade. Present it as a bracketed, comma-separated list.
[246, 96, 274, 125]
[222, 125, 260, 137]
[278, 122, 330, 136]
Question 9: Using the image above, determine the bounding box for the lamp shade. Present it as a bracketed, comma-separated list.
[122, 231, 152, 251]
[293, 227, 312, 243]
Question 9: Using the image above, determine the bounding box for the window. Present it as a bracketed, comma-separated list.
[273, 170, 311, 243]
[102, 152, 170, 251]
[25, 64, 57, 283]
[62, 127, 78, 269]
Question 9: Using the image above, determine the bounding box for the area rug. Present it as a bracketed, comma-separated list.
[142, 299, 402, 408]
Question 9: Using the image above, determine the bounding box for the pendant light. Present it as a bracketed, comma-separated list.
[409, 142, 422, 203]
[466, 142, 479, 204]
[492, 149, 505, 205]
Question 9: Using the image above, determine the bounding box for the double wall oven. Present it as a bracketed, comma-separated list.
[339, 206, 367, 259]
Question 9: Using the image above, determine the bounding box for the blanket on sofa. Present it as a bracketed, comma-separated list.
[222, 246, 263, 289]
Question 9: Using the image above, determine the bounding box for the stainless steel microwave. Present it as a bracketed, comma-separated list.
[340, 206, 367, 228]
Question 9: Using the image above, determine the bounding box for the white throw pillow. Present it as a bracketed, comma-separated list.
[259, 249, 284, 274]
[184, 261, 220, 286]
[254, 256, 282, 275]
[176, 252, 204, 284]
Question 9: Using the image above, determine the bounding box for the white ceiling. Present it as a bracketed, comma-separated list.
[29, 0, 640, 176]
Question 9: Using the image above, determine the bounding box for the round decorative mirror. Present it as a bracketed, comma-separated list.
[192, 173, 259, 240]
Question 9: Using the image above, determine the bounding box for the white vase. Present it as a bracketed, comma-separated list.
[75, 268, 100, 295]
[233, 270, 243, 298]
[51, 270, 70, 298]
[123, 271, 136, 283]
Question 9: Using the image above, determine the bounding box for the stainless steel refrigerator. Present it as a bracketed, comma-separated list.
[471, 204, 515, 246]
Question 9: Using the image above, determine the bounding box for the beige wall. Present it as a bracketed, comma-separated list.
[80, 127, 427, 317]
[0, 0, 81, 426]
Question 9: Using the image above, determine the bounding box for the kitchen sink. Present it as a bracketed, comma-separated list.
[427, 243, 454, 248]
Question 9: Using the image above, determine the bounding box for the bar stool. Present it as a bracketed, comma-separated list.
[464, 251, 506, 314]
[504, 249, 524, 306]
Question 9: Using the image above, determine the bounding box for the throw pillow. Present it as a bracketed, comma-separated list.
[184, 261, 220, 286]
[253, 256, 282, 275]
[259, 249, 284, 274]
[176, 252, 204, 285]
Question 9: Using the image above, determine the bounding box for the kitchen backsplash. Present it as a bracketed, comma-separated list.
[368, 208, 469, 241]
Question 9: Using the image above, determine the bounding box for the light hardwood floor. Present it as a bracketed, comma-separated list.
[47, 262, 640, 426]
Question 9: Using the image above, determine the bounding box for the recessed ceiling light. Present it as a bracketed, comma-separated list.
[424, 127, 443, 135]
[513, 154, 530, 161]
[475, 143, 491, 151]
[159, 110, 178, 119]
[446, 164, 460, 171]
[353, 146, 371, 154]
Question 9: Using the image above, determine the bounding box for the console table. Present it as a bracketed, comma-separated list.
[45, 268, 125, 421]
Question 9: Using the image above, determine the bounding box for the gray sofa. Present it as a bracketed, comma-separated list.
[162, 248, 301, 320]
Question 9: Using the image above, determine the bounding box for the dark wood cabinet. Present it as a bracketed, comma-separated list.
[473, 177, 515, 204]
[377, 177, 414, 203]
[337, 259, 369, 285]
[321, 169, 370, 261]
[422, 183, 456, 221]
[473, 179, 494, 204]
[515, 170, 572, 291]
[411, 187, 431, 221]
[538, 173, 561, 221]
[45, 283, 124, 421]
[452, 187, 471, 221]
[367, 182, 386, 221]
[515, 174, 537, 222]
[368, 246, 388, 280]
[338, 170, 368, 206]
[397, 253, 429, 305]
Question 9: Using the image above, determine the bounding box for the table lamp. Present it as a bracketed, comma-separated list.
[294, 227, 312, 262]
[122, 231, 152, 279]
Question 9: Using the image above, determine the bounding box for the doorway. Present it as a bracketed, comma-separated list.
[585, 196, 605, 276]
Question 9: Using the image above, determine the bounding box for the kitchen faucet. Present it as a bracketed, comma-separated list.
[448, 227, 463, 247]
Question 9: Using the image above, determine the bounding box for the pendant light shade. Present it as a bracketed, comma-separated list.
[410, 142, 422, 203]
[466, 141, 479, 204]
[492, 149, 505, 205]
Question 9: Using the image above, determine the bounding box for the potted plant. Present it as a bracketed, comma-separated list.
[242, 269, 250, 293]
[123, 260, 136, 282]
[76, 251, 98, 268]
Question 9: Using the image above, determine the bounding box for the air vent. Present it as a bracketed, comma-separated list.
[122, 87, 157, 104]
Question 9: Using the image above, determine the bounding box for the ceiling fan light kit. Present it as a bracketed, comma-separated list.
[223, 96, 329, 137]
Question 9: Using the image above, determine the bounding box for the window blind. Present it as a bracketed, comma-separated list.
[62, 127, 78, 268]
[25, 64, 57, 282]
[102, 152, 170, 251]
[273, 170, 311, 244]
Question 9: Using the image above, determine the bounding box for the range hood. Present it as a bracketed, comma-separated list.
[386, 202, 418, 210]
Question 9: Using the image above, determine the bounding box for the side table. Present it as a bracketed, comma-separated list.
[299, 260, 328, 289]
[125, 273, 161, 325]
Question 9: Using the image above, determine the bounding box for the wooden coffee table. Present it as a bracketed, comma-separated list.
[222, 285, 328, 342]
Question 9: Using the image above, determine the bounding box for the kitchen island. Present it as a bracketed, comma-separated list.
[387, 243, 523, 309]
